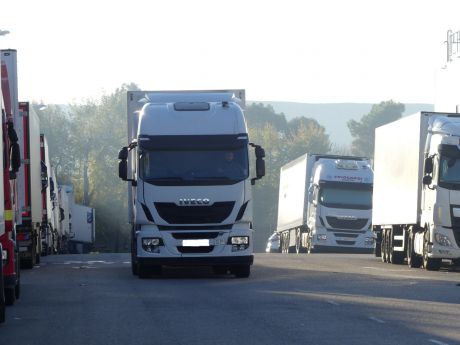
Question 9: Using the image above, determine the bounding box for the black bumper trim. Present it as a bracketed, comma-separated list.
[313, 245, 373, 254]
[138, 255, 253, 267]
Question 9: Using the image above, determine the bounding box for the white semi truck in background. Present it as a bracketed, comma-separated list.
[277, 154, 374, 254]
[68, 204, 95, 254]
[373, 111, 460, 270]
[118, 90, 265, 278]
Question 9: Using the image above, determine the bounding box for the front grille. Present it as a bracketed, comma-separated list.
[333, 233, 358, 238]
[154, 202, 235, 224]
[172, 232, 219, 239]
[177, 246, 214, 254]
[158, 224, 232, 231]
[336, 240, 356, 246]
[326, 217, 368, 230]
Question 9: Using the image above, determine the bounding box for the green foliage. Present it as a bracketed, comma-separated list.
[246, 103, 331, 251]
[347, 100, 405, 157]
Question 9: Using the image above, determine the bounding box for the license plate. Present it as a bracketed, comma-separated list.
[182, 239, 210, 247]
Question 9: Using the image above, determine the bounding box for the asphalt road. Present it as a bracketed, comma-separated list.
[1, 252, 460, 345]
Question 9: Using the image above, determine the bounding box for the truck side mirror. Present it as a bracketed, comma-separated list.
[422, 175, 433, 186]
[424, 157, 433, 174]
[119, 160, 128, 181]
[256, 158, 265, 179]
[250, 143, 266, 185]
[255, 146, 265, 159]
[118, 147, 128, 160]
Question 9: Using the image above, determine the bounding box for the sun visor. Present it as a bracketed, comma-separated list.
[138, 134, 249, 150]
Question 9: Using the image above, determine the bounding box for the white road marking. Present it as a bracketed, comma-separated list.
[429, 339, 450, 345]
[326, 300, 340, 306]
[368, 316, 385, 324]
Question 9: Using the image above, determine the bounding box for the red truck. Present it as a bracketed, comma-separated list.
[0, 49, 22, 317]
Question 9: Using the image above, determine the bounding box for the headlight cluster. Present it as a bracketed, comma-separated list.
[365, 237, 374, 245]
[317, 234, 327, 241]
[230, 236, 249, 252]
[434, 233, 452, 247]
[142, 238, 163, 253]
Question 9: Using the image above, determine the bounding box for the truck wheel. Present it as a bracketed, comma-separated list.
[231, 265, 250, 278]
[381, 230, 388, 263]
[374, 239, 382, 257]
[0, 262, 5, 323]
[295, 229, 302, 254]
[137, 263, 150, 279]
[131, 259, 138, 276]
[407, 232, 422, 268]
[4, 287, 15, 306]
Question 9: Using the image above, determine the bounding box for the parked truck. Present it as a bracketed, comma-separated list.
[118, 90, 265, 278]
[58, 185, 71, 253]
[40, 134, 56, 255]
[277, 154, 374, 254]
[68, 204, 95, 254]
[1, 49, 22, 308]
[373, 111, 460, 270]
[16, 102, 42, 268]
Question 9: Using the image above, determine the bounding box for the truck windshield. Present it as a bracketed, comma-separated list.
[139, 147, 249, 186]
[439, 156, 460, 189]
[318, 186, 372, 210]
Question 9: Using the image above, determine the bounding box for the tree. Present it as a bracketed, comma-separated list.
[347, 100, 405, 157]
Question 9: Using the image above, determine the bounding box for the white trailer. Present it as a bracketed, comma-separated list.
[40, 134, 55, 255]
[277, 154, 373, 254]
[118, 90, 265, 278]
[16, 102, 42, 268]
[68, 204, 95, 254]
[373, 111, 460, 270]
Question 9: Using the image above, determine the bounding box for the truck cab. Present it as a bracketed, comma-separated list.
[419, 115, 460, 265]
[306, 158, 374, 252]
[119, 90, 265, 278]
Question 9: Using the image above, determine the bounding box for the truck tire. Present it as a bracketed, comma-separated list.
[137, 263, 150, 279]
[295, 229, 303, 254]
[4, 287, 15, 306]
[381, 230, 388, 263]
[231, 265, 250, 278]
[407, 232, 422, 268]
[0, 258, 5, 323]
[374, 239, 382, 258]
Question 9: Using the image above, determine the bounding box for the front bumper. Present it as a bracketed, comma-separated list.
[138, 255, 253, 267]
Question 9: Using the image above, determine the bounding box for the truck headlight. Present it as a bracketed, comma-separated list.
[365, 237, 374, 245]
[434, 233, 452, 247]
[142, 238, 162, 253]
[229, 236, 249, 251]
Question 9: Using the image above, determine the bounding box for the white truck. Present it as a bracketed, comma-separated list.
[277, 154, 374, 254]
[118, 90, 265, 278]
[373, 111, 460, 270]
[68, 204, 95, 254]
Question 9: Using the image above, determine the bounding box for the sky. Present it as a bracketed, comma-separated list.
[1, 0, 459, 105]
